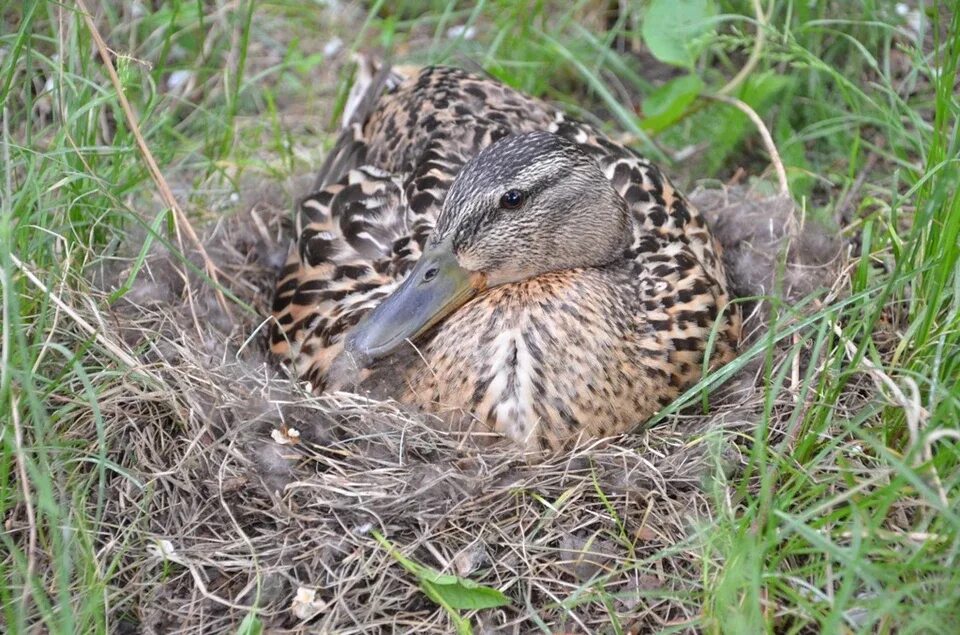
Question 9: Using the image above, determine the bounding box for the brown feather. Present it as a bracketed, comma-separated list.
[270, 65, 741, 451]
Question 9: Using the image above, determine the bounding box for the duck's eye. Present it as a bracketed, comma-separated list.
[422, 267, 439, 282]
[499, 189, 525, 209]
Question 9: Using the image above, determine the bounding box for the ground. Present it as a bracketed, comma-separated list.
[1, 1, 959, 633]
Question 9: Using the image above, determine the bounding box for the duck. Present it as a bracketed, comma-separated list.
[270, 64, 741, 452]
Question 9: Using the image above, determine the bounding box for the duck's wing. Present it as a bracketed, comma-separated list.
[271, 125, 507, 384]
[551, 118, 727, 279]
[311, 59, 414, 191]
[551, 118, 741, 374]
[270, 164, 402, 386]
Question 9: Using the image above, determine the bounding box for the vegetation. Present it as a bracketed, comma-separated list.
[1, 0, 957, 632]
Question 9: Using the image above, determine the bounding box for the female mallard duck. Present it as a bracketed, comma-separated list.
[270, 65, 741, 452]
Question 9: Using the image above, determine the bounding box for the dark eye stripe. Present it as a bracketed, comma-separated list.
[499, 189, 524, 209]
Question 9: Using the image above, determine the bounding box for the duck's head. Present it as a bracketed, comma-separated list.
[337, 131, 633, 369]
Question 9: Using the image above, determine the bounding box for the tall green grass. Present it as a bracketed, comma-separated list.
[0, 2, 301, 631]
[1, 0, 957, 632]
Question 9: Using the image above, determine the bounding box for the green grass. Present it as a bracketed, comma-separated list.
[2, 0, 959, 632]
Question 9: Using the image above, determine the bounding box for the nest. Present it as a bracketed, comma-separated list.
[66, 177, 844, 633]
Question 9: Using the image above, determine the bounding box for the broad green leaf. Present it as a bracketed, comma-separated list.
[371, 530, 512, 618]
[641, 0, 716, 68]
[422, 579, 512, 610]
[641, 74, 704, 132]
[236, 612, 263, 635]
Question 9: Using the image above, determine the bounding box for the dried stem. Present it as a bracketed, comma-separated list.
[717, 0, 768, 97]
[705, 94, 790, 196]
[74, 0, 234, 326]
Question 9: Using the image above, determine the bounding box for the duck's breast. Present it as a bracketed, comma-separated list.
[401, 268, 677, 450]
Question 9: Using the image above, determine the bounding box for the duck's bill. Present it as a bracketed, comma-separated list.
[340, 249, 486, 367]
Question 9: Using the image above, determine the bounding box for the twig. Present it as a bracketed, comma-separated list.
[831, 322, 947, 506]
[1, 106, 11, 394]
[218, 435, 264, 609]
[9, 254, 148, 374]
[10, 392, 38, 622]
[836, 144, 882, 222]
[791, 332, 801, 402]
[74, 0, 234, 326]
[832, 322, 927, 429]
[704, 94, 790, 196]
[182, 557, 257, 611]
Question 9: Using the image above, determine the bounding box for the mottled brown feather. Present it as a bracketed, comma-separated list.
[270, 65, 741, 451]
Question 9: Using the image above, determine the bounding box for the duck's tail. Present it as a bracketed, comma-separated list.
[312, 56, 419, 191]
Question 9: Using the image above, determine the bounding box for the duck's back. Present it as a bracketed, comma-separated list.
[362, 66, 559, 173]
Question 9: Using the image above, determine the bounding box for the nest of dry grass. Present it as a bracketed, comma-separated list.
[75, 177, 846, 633]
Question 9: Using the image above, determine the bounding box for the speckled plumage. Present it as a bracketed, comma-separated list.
[270, 65, 741, 451]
